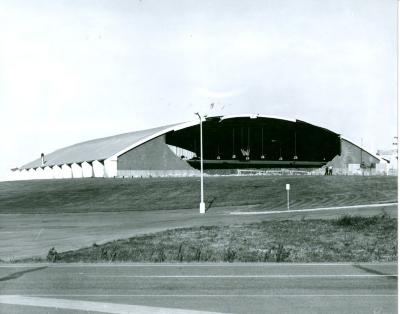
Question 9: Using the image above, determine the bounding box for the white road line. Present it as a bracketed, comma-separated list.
[230, 202, 398, 215]
[3, 294, 397, 298]
[0, 296, 224, 314]
[0, 262, 396, 267]
[82, 274, 396, 278]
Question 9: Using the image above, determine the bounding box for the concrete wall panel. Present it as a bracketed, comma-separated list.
[43, 166, 54, 179]
[61, 164, 73, 178]
[104, 159, 117, 178]
[71, 163, 83, 178]
[82, 161, 93, 178]
[53, 165, 63, 178]
[28, 168, 36, 180]
[35, 167, 45, 179]
[118, 135, 194, 171]
[92, 160, 105, 177]
[328, 139, 380, 169]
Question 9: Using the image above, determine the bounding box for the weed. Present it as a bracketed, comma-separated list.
[194, 246, 202, 262]
[224, 247, 237, 262]
[47, 247, 59, 262]
[25, 215, 396, 264]
[274, 244, 291, 262]
[334, 214, 390, 230]
[176, 243, 184, 262]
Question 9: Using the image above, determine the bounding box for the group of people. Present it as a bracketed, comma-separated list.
[325, 165, 333, 175]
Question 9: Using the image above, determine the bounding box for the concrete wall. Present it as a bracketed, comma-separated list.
[328, 139, 380, 168]
[117, 169, 199, 178]
[117, 135, 194, 171]
[327, 138, 385, 175]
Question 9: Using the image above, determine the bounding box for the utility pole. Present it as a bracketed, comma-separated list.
[195, 112, 206, 214]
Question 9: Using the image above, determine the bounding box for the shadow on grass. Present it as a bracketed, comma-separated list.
[0, 266, 47, 282]
[206, 197, 216, 212]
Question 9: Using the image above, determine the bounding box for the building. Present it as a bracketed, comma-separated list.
[11, 114, 387, 180]
[376, 148, 398, 176]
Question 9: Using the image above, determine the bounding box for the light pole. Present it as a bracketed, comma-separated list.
[195, 112, 206, 214]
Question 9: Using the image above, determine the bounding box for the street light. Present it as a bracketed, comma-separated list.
[195, 112, 206, 214]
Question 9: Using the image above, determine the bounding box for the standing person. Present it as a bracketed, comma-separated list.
[325, 166, 329, 176]
[328, 166, 333, 175]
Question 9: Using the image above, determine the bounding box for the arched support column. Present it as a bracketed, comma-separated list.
[71, 163, 83, 178]
[82, 161, 93, 178]
[104, 158, 117, 178]
[61, 164, 73, 178]
[92, 160, 105, 177]
[43, 166, 54, 179]
[52, 165, 63, 178]
[35, 167, 45, 179]
[28, 168, 36, 180]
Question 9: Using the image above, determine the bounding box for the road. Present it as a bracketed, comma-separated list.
[0, 203, 396, 261]
[0, 263, 397, 313]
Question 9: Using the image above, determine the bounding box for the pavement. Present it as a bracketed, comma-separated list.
[0, 203, 397, 261]
[0, 263, 397, 313]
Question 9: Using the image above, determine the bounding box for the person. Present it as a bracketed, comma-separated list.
[328, 166, 333, 175]
[324, 166, 329, 176]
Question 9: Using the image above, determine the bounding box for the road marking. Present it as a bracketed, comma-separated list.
[230, 202, 398, 215]
[0, 262, 397, 267]
[0, 296, 224, 314]
[3, 294, 397, 298]
[82, 274, 397, 278]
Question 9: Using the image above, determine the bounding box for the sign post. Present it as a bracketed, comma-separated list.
[286, 184, 290, 211]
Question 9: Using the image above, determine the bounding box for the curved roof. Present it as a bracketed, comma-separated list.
[20, 123, 181, 169]
[17, 114, 379, 169]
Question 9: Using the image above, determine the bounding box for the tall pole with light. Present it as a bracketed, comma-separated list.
[195, 112, 206, 214]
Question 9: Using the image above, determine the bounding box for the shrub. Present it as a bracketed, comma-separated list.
[176, 243, 184, 262]
[47, 247, 59, 262]
[335, 214, 387, 229]
[223, 247, 237, 262]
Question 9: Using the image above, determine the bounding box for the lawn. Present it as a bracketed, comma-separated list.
[0, 176, 396, 214]
[36, 214, 397, 263]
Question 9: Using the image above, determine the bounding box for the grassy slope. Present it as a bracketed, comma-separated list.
[41, 215, 397, 263]
[0, 176, 397, 214]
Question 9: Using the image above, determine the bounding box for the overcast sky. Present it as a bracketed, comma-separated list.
[0, 0, 397, 180]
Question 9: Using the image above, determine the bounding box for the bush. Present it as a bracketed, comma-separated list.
[223, 247, 237, 262]
[335, 214, 387, 229]
[47, 247, 59, 262]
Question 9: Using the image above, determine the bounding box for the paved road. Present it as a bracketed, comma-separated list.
[0, 203, 396, 260]
[0, 263, 397, 313]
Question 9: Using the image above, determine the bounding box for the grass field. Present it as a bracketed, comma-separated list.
[28, 214, 396, 263]
[0, 176, 397, 261]
[0, 176, 397, 214]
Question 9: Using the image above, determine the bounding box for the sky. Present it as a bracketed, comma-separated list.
[0, 0, 397, 180]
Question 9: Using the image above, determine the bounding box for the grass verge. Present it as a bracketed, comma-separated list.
[21, 214, 397, 263]
[0, 176, 396, 214]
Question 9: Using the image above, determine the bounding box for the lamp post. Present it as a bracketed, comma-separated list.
[195, 112, 206, 214]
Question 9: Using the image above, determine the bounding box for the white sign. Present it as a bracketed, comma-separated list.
[286, 184, 290, 190]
